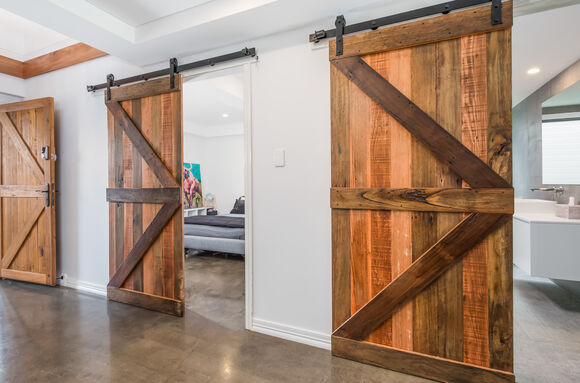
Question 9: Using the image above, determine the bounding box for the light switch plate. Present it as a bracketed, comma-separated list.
[273, 148, 285, 167]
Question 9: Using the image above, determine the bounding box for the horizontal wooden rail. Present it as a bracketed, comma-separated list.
[108, 287, 183, 316]
[0, 185, 47, 198]
[332, 336, 515, 383]
[331, 187, 513, 213]
[106, 188, 180, 204]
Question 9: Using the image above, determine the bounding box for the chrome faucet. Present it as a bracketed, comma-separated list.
[530, 186, 565, 200]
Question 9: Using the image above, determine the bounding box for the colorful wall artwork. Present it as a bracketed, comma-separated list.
[183, 163, 203, 208]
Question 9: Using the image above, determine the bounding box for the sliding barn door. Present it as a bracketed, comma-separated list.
[331, 2, 514, 382]
[106, 76, 184, 316]
[0, 98, 56, 285]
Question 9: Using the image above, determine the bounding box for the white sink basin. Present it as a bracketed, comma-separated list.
[514, 198, 579, 224]
[514, 198, 556, 214]
[514, 198, 580, 281]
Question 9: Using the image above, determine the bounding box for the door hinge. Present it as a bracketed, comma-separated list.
[44, 183, 50, 207]
[106, 73, 115, 101]
[169, 58, 178, 89]
[335, 15, 346, 56]
[491, 0, 502, 25]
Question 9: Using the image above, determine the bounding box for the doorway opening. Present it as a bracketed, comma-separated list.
[181, 64, 252, 330]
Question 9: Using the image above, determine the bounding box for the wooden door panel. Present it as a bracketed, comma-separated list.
[0, 98, 56, 285]
[330, 2, 513, 382]
[106, 77, 183, 316]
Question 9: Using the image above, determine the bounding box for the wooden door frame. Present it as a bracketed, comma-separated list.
[180, 60, 255, 330]
[330, 2, 514, 383]
[0, 97, 56, 285]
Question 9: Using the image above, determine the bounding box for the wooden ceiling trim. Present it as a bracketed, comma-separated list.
[0, 43, 107, 79]
[0, 55, 24, 78]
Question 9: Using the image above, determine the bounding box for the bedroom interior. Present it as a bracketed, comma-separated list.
[182, 67, 247, 328]
[0, 0, 579, 382]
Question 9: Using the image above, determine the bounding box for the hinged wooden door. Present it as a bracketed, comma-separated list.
[0, 98, 56, 285]
[330, 2, 514, 382]
[106, 76, 184, 316]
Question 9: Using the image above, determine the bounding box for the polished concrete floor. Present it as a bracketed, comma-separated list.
[513, 267, 580, 383]
[0, 259, 579, 382]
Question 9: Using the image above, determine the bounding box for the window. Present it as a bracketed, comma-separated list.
[542, 119, 580, 184]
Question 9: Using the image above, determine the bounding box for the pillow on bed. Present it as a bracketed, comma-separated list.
[230, 197, 245, 214]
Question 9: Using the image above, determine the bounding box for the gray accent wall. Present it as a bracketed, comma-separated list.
[513, 59, 580, 203]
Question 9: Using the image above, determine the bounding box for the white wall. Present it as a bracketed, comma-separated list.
[184, 132, 245, 214]
[22, 55, 143, 291]
[0, 72, 25, 98]
[184, 131, 206, 165]
[20, 26, 332, 347]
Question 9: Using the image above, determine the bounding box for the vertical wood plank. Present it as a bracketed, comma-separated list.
[172, 84, 184, 303]
[151, 95, 164, 296]
[386, 47, 413, 351]
[435, 38, 464, 362]
[122, 100, 134, 289]
[461, 33, 490, 367]
[141, 96, 154, 295]
[45, 101, 57, 285]
[349, 63, 372, 320]
[108, 106, 116, 278]
[487, 28, 513, 372]
[160, 93, 175, 298]
[364, 52, 392, 346]
[132, 99, 144, 292]
[331, 64, 352, 330]
[114, 101, 125, 279]
[411, 43, 440, 357]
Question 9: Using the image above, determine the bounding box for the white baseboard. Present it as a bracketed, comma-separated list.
[250, 317, 331, 350]
[58, 277, 107, 297]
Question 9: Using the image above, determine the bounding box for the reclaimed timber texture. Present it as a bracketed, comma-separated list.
[329, 1, 513, 58]
[106, 76, 184, 316]
[0, 43, 106, 79]
[332, 336, 515, 383]
[329, 2, 513, 382]
[330, 187, 513, 213]
[334, 213, 505, 341]
[0, 98, 56, 285]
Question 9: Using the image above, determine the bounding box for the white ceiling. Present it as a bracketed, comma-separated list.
[512, 3, 580, 105]
[0, 8, 75, 61]
[0, 0, 579, 105]
[183, 71, 244, 137]
[0, 0, 421, 65]
[86, 0, 214, 27]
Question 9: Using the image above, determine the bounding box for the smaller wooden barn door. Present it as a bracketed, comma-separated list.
[106, 76, 184, 316]
[331, 2, 514, 383]
[0, 98, 56, 285]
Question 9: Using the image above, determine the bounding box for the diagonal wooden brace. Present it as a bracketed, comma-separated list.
[334, 212, 506, 340]
[331, 56, 510, 189]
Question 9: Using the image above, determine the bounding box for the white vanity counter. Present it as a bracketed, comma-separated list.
[514, 199, 580, 281]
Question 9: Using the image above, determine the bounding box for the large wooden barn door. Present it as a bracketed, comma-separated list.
[330, 2, 514, 382]
[0, 98, 56, 285]
[106, 76, 184, 316]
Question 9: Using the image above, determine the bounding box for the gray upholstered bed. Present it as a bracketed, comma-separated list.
[184, 213, 245, 255]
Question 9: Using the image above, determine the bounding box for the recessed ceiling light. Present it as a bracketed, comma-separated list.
[527, 67, 540, 75]
[222, 113, 229, 118]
